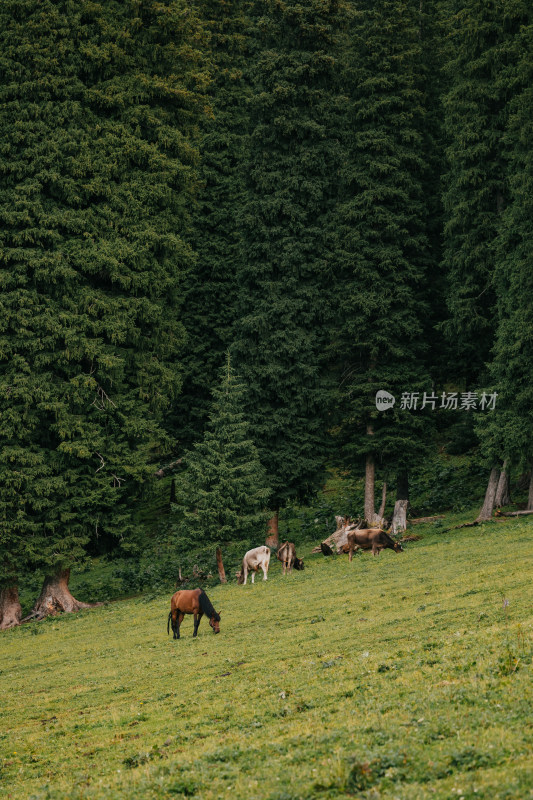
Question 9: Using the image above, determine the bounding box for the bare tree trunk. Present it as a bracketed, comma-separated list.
[375, 481, 387, 527]
[392, 470, 409, 535]
[216, 547, 227, 584]
[364, 419, 377, 527]
[495, 461, 510, 507]
[0, 585, 22, 631]
[265, 510, 279, 548]
[364, 455, 376, 527]
[29, 569, 92, 620]
[528, 470, 533, 511]
[476, 468, 500, 523]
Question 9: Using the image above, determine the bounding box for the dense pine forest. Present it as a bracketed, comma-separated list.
[1, 0, 532, 628]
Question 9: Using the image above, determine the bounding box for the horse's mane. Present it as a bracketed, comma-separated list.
[199, 590, 220, 621]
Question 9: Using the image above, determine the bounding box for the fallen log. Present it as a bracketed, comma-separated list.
[313, 518, 363, 555]
[496, 509, 533, 517]
[409, 515, 445, 524]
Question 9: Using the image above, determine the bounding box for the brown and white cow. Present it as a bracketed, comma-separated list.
[237, 545, 271, 585]
[276, 541, 304, 575]
[347, 528, 404, 561]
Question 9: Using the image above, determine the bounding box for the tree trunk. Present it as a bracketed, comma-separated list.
[476, 467, 500, 523]
[0, 585, 22, 631]
[30, 569, 92, 620]
[265, 510, 279, 548]
[528, 470, 533, 511]
[374, 481, 387, 527]
[392, 470, 409, 535]
[495, 461, 510, 506]
[364, 453, 376, 527]
[216, 547, 227, 584]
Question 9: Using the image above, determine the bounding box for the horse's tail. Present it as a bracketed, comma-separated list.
[167, 611, 172, 635]
[199, 590, 220, 622]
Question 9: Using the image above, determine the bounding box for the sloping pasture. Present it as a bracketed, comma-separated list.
[1, 520, 532, 799]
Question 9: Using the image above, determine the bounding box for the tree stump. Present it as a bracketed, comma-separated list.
[29, 569, 92, 620]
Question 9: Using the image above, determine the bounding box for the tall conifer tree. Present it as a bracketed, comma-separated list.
[334, 0, 436, 526]
[0, 0, 208, 623]
[175, 0, 252, 449]
[233, 0, 347, 541]
[475, 3, 533, 512]
[441, 0, 509, 385]
[173, 354, 271, 548]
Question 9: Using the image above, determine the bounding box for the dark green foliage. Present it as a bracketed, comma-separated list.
[334, 0, 436, 479]
[172, 355, 271, 548]
[440, 0, 511, 384]
[478, 3, 533, 470]
[0, 0, 208, 584]
[1, 0, 531, 593]
[233, 0, 347, 509]
[175, 0, 252, 448]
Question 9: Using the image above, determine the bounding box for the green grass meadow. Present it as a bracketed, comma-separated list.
[1, 517, 532, 800]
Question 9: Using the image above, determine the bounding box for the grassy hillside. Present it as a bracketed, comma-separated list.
[1, 515, 532, 800]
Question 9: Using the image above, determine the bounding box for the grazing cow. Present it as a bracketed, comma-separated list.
[347, 528, 404, 561]
[277, 541, 304, 575]
[237, 545, 271, 585]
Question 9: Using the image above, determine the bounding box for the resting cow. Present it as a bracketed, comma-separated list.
[277, 541, 304, 575]
[347, 528, 404, 561]
[237, 545, 271, 585]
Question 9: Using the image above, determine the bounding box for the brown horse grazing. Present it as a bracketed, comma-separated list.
[167, 588, 221, 639]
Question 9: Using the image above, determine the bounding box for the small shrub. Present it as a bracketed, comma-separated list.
[167, 777, 197, 796]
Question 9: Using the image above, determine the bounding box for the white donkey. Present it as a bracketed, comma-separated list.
[237, 545, 270, 585]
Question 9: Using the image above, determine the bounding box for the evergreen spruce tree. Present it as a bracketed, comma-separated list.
[441, 0, 509, 385]
[233, 0, 347, 541]
[334, 0, 436, 527]
[175, 0, 252, 449]
[475, 2, 533, 513]
[0, 0, 208, 623]
[173, 355, 271, 549]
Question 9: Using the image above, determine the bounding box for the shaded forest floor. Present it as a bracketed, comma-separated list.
[2, 514, 532, 799]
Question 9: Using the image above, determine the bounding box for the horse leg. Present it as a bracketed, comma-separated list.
[262, 564, 268, 581]
[171, 610, 178, 639]
[176, 611, 184, 639]
[193, 612, 203, 637]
